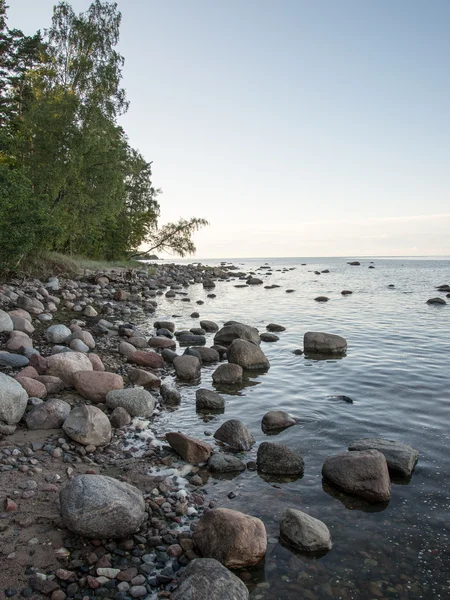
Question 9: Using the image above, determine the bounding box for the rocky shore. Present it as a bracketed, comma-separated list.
[0, 261, 427, 599]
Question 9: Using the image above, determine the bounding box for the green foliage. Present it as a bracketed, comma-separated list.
[0, 163, 49, 271]
[0, 0, 207, 273]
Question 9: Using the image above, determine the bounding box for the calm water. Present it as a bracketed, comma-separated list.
[146, 257, 450, 599]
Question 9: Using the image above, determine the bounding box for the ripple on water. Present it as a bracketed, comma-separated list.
[141, 257, 450, 598]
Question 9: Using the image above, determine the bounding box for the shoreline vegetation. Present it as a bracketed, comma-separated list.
[0, 0, 207, 275]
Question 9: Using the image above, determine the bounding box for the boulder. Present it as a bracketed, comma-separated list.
[199, 320, 219, 332]
[212, 363, 243, 385]
[426, 297, 446, 305]
[173, 355, 201, 381]
[193, 508, 266, 568]
[208, 453, 246, 473]
[119, 341, 136, 358]
[128, 368, 161, 388]
[73, 371, 124, 403]
[0, 372, 28, 425]
[0, 309, 14, 333]
[68, 330, 96, 349]
[266, 323, 285, 332]
[36, 375, 64, 395]
[63, 405, 112, 446]
[149, 336, 176, 349]
[46, 324, 71, 344]
[46, 352, 93, 386]
[228, 339, 270, 370]
[303, 332, 347, 355]
[15, 376, 47, 399]
[69, 339, 89, 353]
[171, 558, 249, 600]
[348, 438, 419, 477]
[214, 420, 255, 450]
[110, 406, 132, 428]
[154, 320, 175, 332]
[178, 334, 206, 347]
[60, 475, 145, 538]
[214, 323, 260, 347]
[280, 508, 332, 553]
[193, 347, 220, 363]
[160, 383, 181, 404]
[25, 399, 71, 429]
[10, 315, 34, 334]
[129, 350, 164, 369]
[166, 432, 212, 464]
[196, 389, 225, 411]
[106, 388, 155, 418]
[88, 353, 105, 371]
[257, 442, 304, 475]
[322, 450, 391, 502]
[0, 352, 29, 368]
[260, 332, 279, 342]
[6, 332, 33, 351]
[17, 295, 45, 315]
[261, 410, 297, 433]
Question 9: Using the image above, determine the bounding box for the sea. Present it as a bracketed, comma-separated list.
[140, 256, 450, 599]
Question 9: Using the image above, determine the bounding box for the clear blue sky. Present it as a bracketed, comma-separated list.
[8, 0, 450, 257]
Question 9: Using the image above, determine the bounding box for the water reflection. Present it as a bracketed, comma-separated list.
[322, 480, 390, 512]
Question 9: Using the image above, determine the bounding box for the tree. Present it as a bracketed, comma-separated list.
[129, 217, 209, 259]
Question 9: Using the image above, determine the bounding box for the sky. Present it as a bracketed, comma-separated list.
[7, 0, 450, 258]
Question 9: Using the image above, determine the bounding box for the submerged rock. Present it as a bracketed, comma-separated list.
[261, 410, 297, 433]
[228, 339, 270, 371]
[212, 363, 243, 385]
[196, 389, 225, 411]
[214, 323, 260, 347]
[322, 450, 390, 502]
[257, 442, 304, 475]
[214, 419, 255, 450]
[280, 508, 332, 553]
[171, 558, 249, 600]
[193, 508, 267, 568]
[303, 331, 347, 355]
[426, 297, 446, 305]
[348, 438, 419, 477]
[208, 453, 246, 473]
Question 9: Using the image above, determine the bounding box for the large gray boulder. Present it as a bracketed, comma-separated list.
[199, 320, 219, 332]
[17, 295, 45, 315]
[257, 442, 304, 475]
[0, 372, 28, 425]
[46, 324, 71, 344]
[0, 309, 13, 333]
[303, 331, 347, 355]
[173, 355, 201, 381]
[212, 363, 243, 385]
[261, 410, 297, 433]
[193, 508, 267, 568]
[214, 323, 260, 347]
[63, 405, 112, 446]
[280, 508, 332, 553]
[106, 388, 155, 418]
[196, 389, 225, 411]
[348, 438, 419, 477]
[208, 453, 246, 473]
[322, 450, 391, 502]
[25, 399, 70, 429]
[60, 474, 145, 538]
[46, 352, 93, 386]
[228, 339, 270, 371]
[171, 558, 249, 600]
[214, 419, 255, 450]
